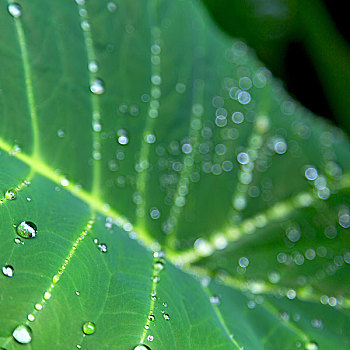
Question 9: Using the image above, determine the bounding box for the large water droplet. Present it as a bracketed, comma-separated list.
[5, 189, 16, 200]
[82, 321, 96, 335]
[90, 79, 104, 95]
[12, 325, 32, 344]
[8, 3, 22, 18]
[134, 345, 151, 350]
[305, 341, 319, 350]
[2, 265, 14, 277]
[16, 221, 37, 239]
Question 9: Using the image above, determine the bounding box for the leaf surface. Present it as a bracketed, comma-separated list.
[0, 0, 349, 349]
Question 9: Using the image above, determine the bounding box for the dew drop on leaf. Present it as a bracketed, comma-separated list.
[12, 325, 32, 344]
[88, 61, 98, 73]
[98, 243, 108, 253]
[148, 314, 155, 321]
[163, 313, 170, 321]
[5, 189, 16, 200]
[14, 237, 23, 245]
[2, 265, 14, 277]
[155, 259, 165, 272]
[134, 345, 151, 350]
[82, 321, 96, 335]
[210, 295, 221, 306]
[90, 79, 105, 95]
[237, 152, 249, 165]
[305, 341, 319, 350]
[107, 1, 117, 12]
[8, 3, 22, 18]
[16, 221, 37, 239]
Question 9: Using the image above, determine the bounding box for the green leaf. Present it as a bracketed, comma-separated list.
[0, 0, 349, 349]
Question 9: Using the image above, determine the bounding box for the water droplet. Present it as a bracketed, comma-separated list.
[14, 237, 23, 245]
[238, 257, 249, 268]
[27, 314, 35, 322]
[107, 1, 117, 12]
[237, 152, 249, 165]
[305, 167, 318, 181]
[16, 221, 37, 239]
[90, 79, 105, 95]
[5, 189, 16, 200]
[88, 61, 98, 73]
[134, 345, 151, 350]
[163, 313, 170, 320]
[305, 341, 319, 350]
[148, 314, 155, 321]
[2, 265, 14, 277]
[232, 112, 244, 124]
[147, 335, 154, 342]
[210, 295, 221, 305]
[82, 321, 96, 335]
[116, 129, 129, 145]
[12, 325, 32, 344]
[150, 208, 160, 219]
[155, 259, 165, 272]
[34, 303, 42, 311]
[8, 3, 22, 18]
[98, 243, 107, 253]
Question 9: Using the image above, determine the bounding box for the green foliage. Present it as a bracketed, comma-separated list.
[0, 0, 349, 349]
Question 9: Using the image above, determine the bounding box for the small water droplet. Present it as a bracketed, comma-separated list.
[16, 221, 37, 239]
[82, 321, 96, 335]
[147, 335, 154, 342]
[116, 129, 129, 145]
[107, 1, 117, 12]
[88, 61, 98, 73]
[34, 303, 43, 311]
[148, 314, 155, 321]
[98, 243, 107, 253]
[155, 259, 165, 272]
[163, 313, 170, 320]
[305, 341, 319, 350]
[27, 314, 35, 322]
[134, 345, 151, 350]
[12, 325, 32, 344]
[90, 79, 105, 95]
[237, 152, 249, 165]
[2, 265, 14, 277]
[5, 189, 16, 200]
[14, 237, 23, 245]
[210, 295, 221, 306]
[8, 3, 22, 18]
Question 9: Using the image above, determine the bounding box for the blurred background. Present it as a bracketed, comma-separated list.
[202, 0, 350, 133]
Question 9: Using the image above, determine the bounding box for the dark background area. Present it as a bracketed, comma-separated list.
[202, 0, 350, 133]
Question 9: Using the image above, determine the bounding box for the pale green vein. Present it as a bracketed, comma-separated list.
[135, 0, 161, 228]
[0, 137, 157, 249]
[25, 217, 96, 320]
[169, 190, 317, 264]
[8, 0, 40, 158]
[75, 0, 102, 196]
[230, 89, 271, 224]
[186, 264, 350, 309]
[202, 284, 242, 349]
[139, 253, 162, 344]
[165, 80, 205, 248]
